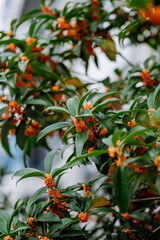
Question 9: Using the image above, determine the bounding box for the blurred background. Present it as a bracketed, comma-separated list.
[0, 0, 153, 210]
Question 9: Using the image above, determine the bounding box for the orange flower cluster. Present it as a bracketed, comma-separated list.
[140, 69, 155, 87]
[128, 120, 137, 129]
[73, 117, 87, 131]
[25, 122, 40, 137]
[4, 236, 14, 240]
[139, 4, 160, 25]
[48, 188, 68, 210]
[52, 85, 62, 101]
[134, 165, 148, 174]
[57, 16, 89, 43]
[78, 212, 89, 223]
[40, 237, 50, 240]
[26, 37, 42, 52]
[83, 103, 93, 112]
[83, 184, 91, 197]
[44, 174, 68, 212]
[44, 174, 55, 188]
[92, 0, 101, 21]
[148, 108, 160, 131]
[122, 228, 135, 240]
[108, 141, 127, 166]
[154, 155, 160, 167]
[1, 100, 23, 123]
[26, 217, 36, 230]
[99, 128, 107, 136]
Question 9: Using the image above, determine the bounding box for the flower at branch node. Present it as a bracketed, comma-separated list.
[83, 103, 93, 112]
[78, 212, 89, 223]
[44, 174, 55, 188]
[26, 217, 36, 230]
[73, 117, 87, 131]
[128, 120, 137, 129]
[4, 236, 14, 240]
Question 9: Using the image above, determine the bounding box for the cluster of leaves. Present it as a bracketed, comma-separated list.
[0, 0, 160, 239]
[1, 85, 160, 240]
[1, 0, 158, 160]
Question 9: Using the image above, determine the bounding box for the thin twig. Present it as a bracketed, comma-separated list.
[132, 197, 160, 203]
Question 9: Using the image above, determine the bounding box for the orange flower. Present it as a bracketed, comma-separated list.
[88, 147, 94, 153]
[0, 96, 8, 102]
[42, 5, 51, 14]
[134, 165, 148, 174]
[25, 122, 40, 137]
[21, 56, 28, 61]
[6, 31, 13, 37]
[26, 37, 35, 46]
[83, 103, 93, 112]
[78, 212, 89, 223]
[139, 4, 160, 25]
[73, 117, 87, 131]
[58, 16, 70, 29]
[122, 212, 130, 219]
[108, 146, 117, 157]
[52, 85, 62, 101]
[140, 69, 155, 87]
[83, 184, 90, 192]
[154, 155, 160, 167]
[8, 43, 16, 52]
[4, 236, 14, 240]
[128, 120, 137, 129]
[88, 128, 97, 141]
[26, 217, 36, 230]
[44, 174, 55, 188]
[99, 128, 107, 136]
[23, 73, 33, 81]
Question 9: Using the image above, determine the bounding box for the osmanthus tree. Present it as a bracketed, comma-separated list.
[0, 0, 160, 239]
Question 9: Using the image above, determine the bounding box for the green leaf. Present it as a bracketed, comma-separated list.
[13, 168, 44, 178]
[26, 187, 47, 216]
[31, 60, 61, 80]
[16, 172, 45, 184]
[43, 106, 70, 115]
[155, 175, 160, 194]
[0, 106, 8, 118]
[102, 39, 116, 61]
[37, 122, 72, 142]
[0, 218, 7, 234]
[78, 90, 94, 114]
[129, 96, 142, 110]
[120, 126, 148, 150]
[92, 98, 119, 112]
[24, 99, 52, 106]
[82, 196, 92, 212]
[1, 119, 12, 157]
[37, 213, 61, 222]
[11, 221, 29, 233]
[114, 166, 129, 213]
[16, 121, 25, 149]
[67, 96, 79, 116]
[147, 92, 154, 109]
[129, 0, 150, 9]
[153, 84, 160, 107]
[18, 60, 28, 73]
[44, 149, 58, 173]
[24, 108, 46, 125]
[48, 218, 77, 236]
[75, 131, 88, 157]
[93, 92, 119, 107]
[0, 211, 10, 224]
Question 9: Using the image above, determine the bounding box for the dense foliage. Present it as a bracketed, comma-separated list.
[0, 0, 160, 239]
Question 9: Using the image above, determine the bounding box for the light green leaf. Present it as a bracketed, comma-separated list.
[75, 131, 88, 157]
[44, 149, 58, 173]
[37, 122, 73, 142]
